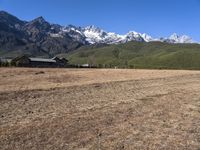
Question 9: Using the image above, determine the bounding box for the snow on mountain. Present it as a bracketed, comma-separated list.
[156, 33, 194, 44]
[141, 33, 153, 42]
[169, 33, 193, 43]
[81, 26, 149, 44]
[55, 25, 194, 45]
[82, 25, 107, 44]
[59, 25, 87, 44]
[124, 31, 145, 42]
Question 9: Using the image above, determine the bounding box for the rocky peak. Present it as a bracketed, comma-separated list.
[0, 11, 25, 28]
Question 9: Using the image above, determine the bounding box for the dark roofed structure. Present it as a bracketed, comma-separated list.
[0, 58, 12, 63]
[11, 55, 68, 68]
[29, 58, 56, 63]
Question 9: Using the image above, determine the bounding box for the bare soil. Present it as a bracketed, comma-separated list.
[0, 68, 200, 149]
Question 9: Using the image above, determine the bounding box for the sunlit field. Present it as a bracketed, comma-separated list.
[1, 68, 200, 149]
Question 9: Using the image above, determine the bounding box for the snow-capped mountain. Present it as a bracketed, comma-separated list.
[1, 11, 197, 58]
[79, 26, 153, 44]
[58, 25, 194, 44]
[58, 25, 153, 44]
[0, 10, 196, 57]
[141, 33, 153, 42]
[169, 33, 193, 43]
[82, 26, 145, 44]
[157, 33, 194, 44]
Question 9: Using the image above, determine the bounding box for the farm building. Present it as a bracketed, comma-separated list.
[0, 58, 12, 63]
[11, 55, 68, 67]
[81, 64, 90, 68]
[0, 58, 12, 66]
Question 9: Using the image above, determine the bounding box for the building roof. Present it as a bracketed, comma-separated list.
[81, 64, 90, 67]
[29, 58, 56, 63]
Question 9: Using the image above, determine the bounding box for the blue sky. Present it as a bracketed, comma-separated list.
[1, 0, 200, 41]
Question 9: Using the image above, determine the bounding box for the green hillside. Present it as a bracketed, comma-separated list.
[66, 41, 200, 69]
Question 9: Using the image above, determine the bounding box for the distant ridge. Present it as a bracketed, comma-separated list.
[0, 11, 198, 59]
[66, 41, 200, 70]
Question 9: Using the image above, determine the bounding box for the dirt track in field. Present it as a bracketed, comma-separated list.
[0, 68, 200, 149]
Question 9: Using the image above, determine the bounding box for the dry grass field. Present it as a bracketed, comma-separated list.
[1, 68, 200, 149]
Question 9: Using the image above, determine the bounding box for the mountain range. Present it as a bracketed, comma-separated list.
[0, 11, 196, 58]
[66, 25, 194, 44]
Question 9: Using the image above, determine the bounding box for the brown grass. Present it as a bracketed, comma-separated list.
[0, 68, 200, 149]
